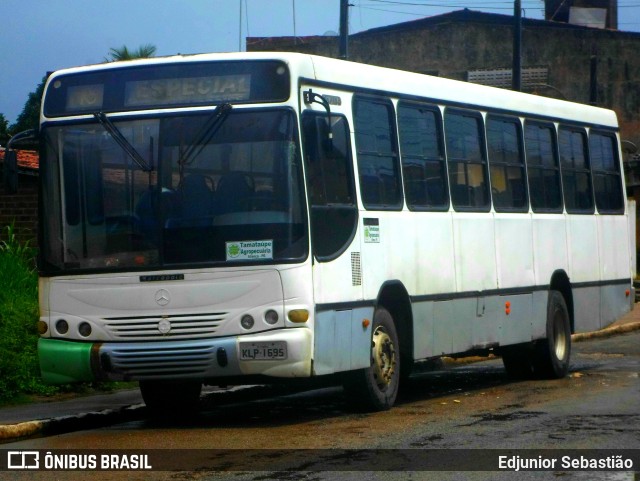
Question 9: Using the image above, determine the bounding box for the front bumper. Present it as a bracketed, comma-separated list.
[39, 328, 313, 384]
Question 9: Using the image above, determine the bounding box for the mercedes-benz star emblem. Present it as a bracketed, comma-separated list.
[155, 289, 170, 306]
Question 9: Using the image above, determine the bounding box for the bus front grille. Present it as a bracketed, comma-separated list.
[103, 312, 228, 340]
[106, 344, 215, 378]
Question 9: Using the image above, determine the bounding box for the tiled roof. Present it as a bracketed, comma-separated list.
[0, 148, 40, 172]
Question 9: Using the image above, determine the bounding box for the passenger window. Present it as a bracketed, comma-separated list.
[525, 121, 563, 212]
[398, 102, 448, 211]
[302, 112, 358, 261]
[487, 115, 527, 212]
[445, 109, 490, 211]
[353, 97, 402, 210]
[559, 126, 594, 213]
[589, 131, 624, 214]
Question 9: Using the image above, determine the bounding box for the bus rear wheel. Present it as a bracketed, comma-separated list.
[533, 290, 571, 379]
[344, 307, 400, 411]
[140, 380, 202, 417]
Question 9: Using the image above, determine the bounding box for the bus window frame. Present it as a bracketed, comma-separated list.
[397, 100, 450, 212]
[301, 111, 359, 262]
[444, 107, 491, 213]
[352, 95, 404, 211]
[486, 113, 529, 214]
[589, 129, 625, 215]
[558, 124, 595, 215]
[524, 119, 564, 214]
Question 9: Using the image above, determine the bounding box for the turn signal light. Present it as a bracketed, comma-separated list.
[288, 309, 309, 323]
[37, 321, 48, 335]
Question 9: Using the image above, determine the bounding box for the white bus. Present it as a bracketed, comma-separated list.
[35, 52, 634, 412]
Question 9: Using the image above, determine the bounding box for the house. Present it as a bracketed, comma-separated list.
[247, 8, 640, 151]
[0, 148, 39, 243]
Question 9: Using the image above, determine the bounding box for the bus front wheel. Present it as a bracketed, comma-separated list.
[344, 307, 400, 411]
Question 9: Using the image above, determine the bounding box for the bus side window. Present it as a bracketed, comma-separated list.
[487, 115, 528, 212]
[589, 131, 624, 214]
[397, 102, 448, 211]
[444, 109, 490, 211]
[302, 112, 358, 261]
[353, 97, 403, 210]
[524, 121, 563, 213]
[559, 126, 594, 214]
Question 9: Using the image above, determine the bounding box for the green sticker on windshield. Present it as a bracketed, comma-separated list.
[226, 240, 273, 261]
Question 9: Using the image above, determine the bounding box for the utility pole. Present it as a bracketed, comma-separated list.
[339, 0, 349, 60]
[512, 0, 522, 91]
[239, 0, 243, 51]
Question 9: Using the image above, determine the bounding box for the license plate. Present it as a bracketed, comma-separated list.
[239, 341, 287, 360]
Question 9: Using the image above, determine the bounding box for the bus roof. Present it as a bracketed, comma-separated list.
[46, 51, 618, 129]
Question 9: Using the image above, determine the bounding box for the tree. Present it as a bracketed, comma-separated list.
[9, 77, 46, 137]
[0, 113, 9, 146]
[8, 42, 157, 139]
[105, 44, 157, 62]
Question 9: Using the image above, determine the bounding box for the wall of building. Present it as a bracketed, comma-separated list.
[247, 12, 640, 148]
[0, 172, 38, 245]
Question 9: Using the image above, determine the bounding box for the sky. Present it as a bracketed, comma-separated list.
[2, 0, 640, 128]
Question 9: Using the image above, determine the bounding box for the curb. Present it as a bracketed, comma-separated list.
[571, 321, 640, 342]
[0, 404, 145, 442]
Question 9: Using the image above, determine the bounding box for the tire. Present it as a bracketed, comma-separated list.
[343, 307, 400, 411]
[501, 343, 534, 380]
[140, 380, 202, 417]
[533, 290, 571, 379]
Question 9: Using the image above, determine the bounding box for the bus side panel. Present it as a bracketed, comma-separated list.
[532, 290, 549, 340]
[313, 307, 373, 375]
[452, 214, 497, 292]
[312, 251, 363, 305]
[494, 214, 535, 288]
[597, 215, 631, 281]
[532, 215, 569, 286]
[490, 293, 533, 346]
[411, 213, 456, 295]
[597, 214, 632, 329]
[360, 212, 456, 300]
[600, 284, 631, 329]
[567, 215, 601, 332]
[573, 286, 601, 333]
[412, 301, 435, 359]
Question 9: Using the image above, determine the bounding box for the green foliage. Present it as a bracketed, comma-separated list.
[105, 44, 157, 62]
[9, 77, 46, 138]
[0, 113, 9, 146]
[0, 225, 53, 403]
[0, 224, 123, 404]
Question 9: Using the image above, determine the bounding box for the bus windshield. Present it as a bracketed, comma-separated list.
[40, 108, 308, 272]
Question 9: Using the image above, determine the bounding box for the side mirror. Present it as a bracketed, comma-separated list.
[3, 150, 18, 194]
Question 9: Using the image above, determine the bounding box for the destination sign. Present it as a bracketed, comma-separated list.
[124, 74, 251, 107]
[44, 60, 290, 117]
[66, 84, 104, 111]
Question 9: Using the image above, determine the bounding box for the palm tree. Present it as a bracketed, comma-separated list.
[105, 44, 157, 62]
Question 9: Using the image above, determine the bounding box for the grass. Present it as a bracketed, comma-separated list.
[0, 223, 56, 403]
[0, 224, 133, 406]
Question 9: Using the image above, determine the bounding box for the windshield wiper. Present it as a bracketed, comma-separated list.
[94, 112, 152, 172]
[177, 103, 233, 166]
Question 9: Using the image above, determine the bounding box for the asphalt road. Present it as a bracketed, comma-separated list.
[1, 330, 638, 481]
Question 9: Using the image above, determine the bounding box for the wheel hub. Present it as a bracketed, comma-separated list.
[372, 326, 397, 390]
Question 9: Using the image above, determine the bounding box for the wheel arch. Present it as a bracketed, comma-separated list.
[376, 280, 414, 369]
[549, 270, 574, 333]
